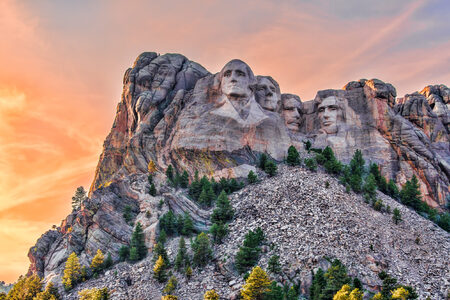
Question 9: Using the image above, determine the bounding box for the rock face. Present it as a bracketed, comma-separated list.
[27, 52, 449, 295]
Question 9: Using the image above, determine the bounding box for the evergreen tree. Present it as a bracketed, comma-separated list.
[204, 289, 220, 300]
[148, 174, 153, 185]
[349, 149, 365, 176]
[315, 153, 327, 165]
[304, 140, 312, 151]
[286, 145, 300, 166]
[305, 158, 318, 171]
[322, 146, 335, 161]
[258, 153, 268, 170]
[161, 296, 178, 300]
[152, 242, 169, 263]
[103, 253, 113, 269]
[166, 165, 174, 181]
[158, 229, 168, 245]
[173, 171, 181, 188]
[390, 287, 409, 300]
[267, 255, 281, 274]
[34, 281, 60, 300]
[160, 211, 177, 235]
[189, 171, 202, 201]
[286, 286, 299, 300]
[153, 255, 167, 283]
[174, 237, 189, 271]
[321, 259, 351, 300]
[129, 247, 139, 261]
[62, 252, 81, 290]
[90, 249, 104, 274]
[229, 178, 240, 192]
[180, 170, 189, 188]
[182, 213, 195, 236]
[400, 175, 422, 211]
[393, 208, 402, 225]
[333, 284, 363, 300]
[130, 222, 146, 260]
[240, 266, 271, 300]
[349, 174, 363, 193]
[198, 188, 209, 207]
[192, 232, 213, 268]
[118, 246, 129, 261]
[437, 212, 450, 232]
[363, 174, 377, 203]
[386, 180, 399, 199]
[163, 276, 178, 295]
[123, 205, 132, 223]
[264, 160, 277, 177]
[206, 185, 216, 206]
[149, 183, 157, 196]
[185, 266, 193, 279]
[247, 170, 258, 184]
[72, 186, 87, 211]
[369, 163, 387, 193]
[324, 158, 343, 175]
[235, 229, 265, 274]
[310, 268, 326, 300]
[211, 191, 234, 223]
[210, 222, 228, 244]
[263, 281, 284, 300]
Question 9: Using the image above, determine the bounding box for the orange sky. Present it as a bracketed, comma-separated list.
[0, 0, 449, 283]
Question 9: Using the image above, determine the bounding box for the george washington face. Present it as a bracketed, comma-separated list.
[220, 60, 252, 99]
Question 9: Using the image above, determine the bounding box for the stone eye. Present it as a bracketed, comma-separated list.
[236, 70, 246, 77]
[224, 70, 231, 77]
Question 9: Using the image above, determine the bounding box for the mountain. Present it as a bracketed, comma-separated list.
[26, 52, 449, 299]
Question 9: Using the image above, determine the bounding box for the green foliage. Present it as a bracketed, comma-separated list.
[123, 205, 132, 223]
[437, 212, 450, 232]
[148, 174, 153, 185]
[376, 272, 418, 300]
[211, 191, 234, 224]
[166, 165, 174, 181]
[392, 208, 402, 225]
[174, 237, 189, 271]
[363, 174, 377, 203]
[248, 170, 258, 184]
[210, 222, 228, 244]
[33, 281, 60, 300]
[153, 242, 169, 263]
[103, 253, 113, 269]
[158, 229, 168, 245]
[180, 171, 189, 188]
[259, 153, 268, 170]
[130, 222, 146, 260]
[324, 159, 342, 175]
[160, 211, 177, 235]
[72, 186, 87, 211]
[90, 249, 105, 274]
[400, 175, 424, 211]
[315, 153, 327, 165]
[286, 145, 301, 166]
[310, 268, 326, 300]
[349, 149, 365, 176]
[182, 213, 195, 236]
[78, 287, 109, 300]
[267, 255, 281, 274]
[149, 183, 157, 196]
[303, 140, 312, 151]
[263, 282, 284, 300]
[264, 160, 277, 177]
[153, 255, 167, 283]
[373, 199, 383, 211]
[192, 232, 213, 268]
[118, 246, 129, 261]
[6, 274, 42, 300]
[320, 259, 351, 299]
[305, 158, 318, 171]
[163, 276, 177, 295]
[62, 252, 81, 290]
[240, 266, 271, 300]
[353, 278, 362, 290]
[386, 180, 399, 199]
[128, 247, 139, 261]
[235, 228, 265, 274]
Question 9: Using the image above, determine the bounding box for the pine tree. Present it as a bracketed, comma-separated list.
[182, 213, 195, 236]
[62, 252, 81, 290]
[286, 145, 300, 166]
[161, 296, 178, 300]
[305, 158, 318, 171]
[235, 229, 265, 274]
[90, 249, 104, 274]
[118, 245, 129, 261]
[363, 174, 377, 203]
[267, 255, 281, 274]
[78, 287, 109, 300]
[391, 287, 409, 300]
[180, 170, 189, 188]
[387, 179, 399, 199]
[153, 255, 167, 283]
[130, 222, 147, 260]
[349, 149, 365, 176]
[163, 276, 178, 295]
[198, 188, 209, 207]
[304, 140, 312, 151]
[206, 185, 216, 206]
[258, 153, 268, 170]
[72, 186, 87, 211]
[247, 170, 258, 184]
[210, 222, 228, 244]
[192, 232, 213, 268]
[400, 175, 422, 211]
[264, 160, 277, 177]
[34, 281, 60, 300]
[174, 237, 189, 271]
[6, 274, 42, 300]
[149, 183, 157, 196]
[158, 229, 168, 245]
[185, 265, 193, 279]
[123, 205, 132, 223]
[152, 242, 169, 263]
[104, 253, 113, 269]
[240, 266, 271, 300]
[211, 191, 234, 223]
[166, 164, 174, 181]
[129, 247, 139, 261]
[263, 281, 284, 300]
[393, 208, 402, 225]
[321, 259, 351, 299]
[310, 268, 326, 300]
[204, 289, 220, 300]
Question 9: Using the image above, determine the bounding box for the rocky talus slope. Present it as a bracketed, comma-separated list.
[64, 166, 449, 299]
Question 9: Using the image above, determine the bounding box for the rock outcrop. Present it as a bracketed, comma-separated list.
[27, 52, 449, 297]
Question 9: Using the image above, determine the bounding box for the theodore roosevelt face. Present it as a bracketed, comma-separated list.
[220, 61, 252, 99]
[318, 96, 344, 134]
[281, 96, 302, 132]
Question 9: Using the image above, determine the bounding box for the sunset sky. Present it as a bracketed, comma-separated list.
[0, 0, 449, 283]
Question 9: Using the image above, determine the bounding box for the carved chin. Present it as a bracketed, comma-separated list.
[286, 122, 300, 131]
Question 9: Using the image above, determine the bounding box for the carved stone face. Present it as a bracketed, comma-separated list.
[221, 61, 252, 99]
[256, 77, 280, 111]
[282, 97, 302, 132]
[318, 96, 343, 134]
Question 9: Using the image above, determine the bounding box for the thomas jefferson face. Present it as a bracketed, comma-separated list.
[318, 96, 343, 134]
[221, 61, 252, 99]
[256, 77, 280, 111]
[282, 97, 302, 132]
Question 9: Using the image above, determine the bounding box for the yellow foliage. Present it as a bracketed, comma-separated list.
[66, 226, 73, 234]
[241, 266, 271, 300]
[78, 287, 108, 300]
[371, 293, 383, 300]
[148, 160, 157, 174]
[6, 274, 42, 300]
[161, 296, 178, 300]
[90, 249, 104, 272]
[163, 276, 177, 295]
[391, 287, 409, 300]
[62, 252, 81, 290]
[333, 284, 363, 300]
[204, 289, 220, 300]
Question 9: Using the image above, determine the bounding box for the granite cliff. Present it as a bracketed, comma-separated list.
[27, 52, 449, 298]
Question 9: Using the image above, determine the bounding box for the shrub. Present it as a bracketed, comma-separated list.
[166, 165, 174, 181]
[247, 170, 258, 184]
[267, 255, 281, 274]
[240, 266, 271, 300]
[210, 222, 228, 244]
[211, 191, 234, 224]
[90, 249, 104, 274]
[437, 212, 450, 232]
[303, 140, 312, 151]
[192, 233, 213, 268]
[78, 287, 109, 300]
[286, 145, 301, 166]
[163, 276, 177, 295]
[149, 183, 157, 196]
[264, 160, 277, 177]
[393, 208, 402, 225]
[174, 237, 189, 271]
[315, 153, 326, 165]
[153, 255, 167, 283]
[62, 252, 81, 290]
[119, 246, 129, 261]
[123, 205, 132, 223]
[305, 158, 317, 171]
[258, 153, 268, 170]
[130, 222, 147, 260]
[204, 289, 220, 300]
